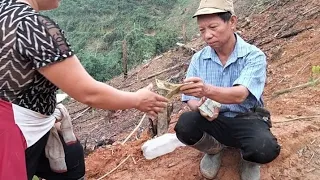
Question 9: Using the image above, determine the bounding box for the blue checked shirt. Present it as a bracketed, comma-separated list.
[182, 34, 267, 117]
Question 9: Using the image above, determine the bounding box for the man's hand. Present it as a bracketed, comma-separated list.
[180, 77, 209, 98]
[198, 97, 220, 121]
[135, 83, 168, 117]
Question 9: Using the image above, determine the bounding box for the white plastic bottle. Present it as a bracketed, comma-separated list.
[141, 133, 186, 160]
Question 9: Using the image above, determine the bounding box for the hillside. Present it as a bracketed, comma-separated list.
[44, 0, 200, 81]
[45, 0, 275, 82]
[62, 0, 320, 179]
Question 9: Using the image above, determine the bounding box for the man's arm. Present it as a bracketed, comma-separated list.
[204, 85, 249, 104]
[181, 77, 249, 104]
[181, 49, 267, 104]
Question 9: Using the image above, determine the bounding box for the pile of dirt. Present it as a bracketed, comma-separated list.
[65, 0, 320, 179]
[86, 118, 320, 180]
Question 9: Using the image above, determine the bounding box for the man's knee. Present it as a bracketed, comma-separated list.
[242, 135, 281, 164]
[174, 112, 197, 134]
[174, 111, 203, 145]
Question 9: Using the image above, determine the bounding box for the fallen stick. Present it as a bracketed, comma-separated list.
[97, 155, 131, 180]
[296, 62, 311, 76]
[120, 81, 137, 89]
[274, 23, 288, 38]
[278, 26, 313, 39]
[273, 77, 320, 97]
[72, 107, 91, 121]
[176, 42, 197, 53]
[257, 39, 273, 46]
[131, 156, 137, 165]
[273, 116, 320, 124]
[302, 6, 318, 16]
[140, 64, 185, 82]
[121, 114, 147, 145]
[148, 117, 157, 137]
[307, 151, 315, 165]
[70, 106, 90, 115]
[271, 62, 311, 90]
[127, 57, 161, 80]
[259, 1, 278, 14]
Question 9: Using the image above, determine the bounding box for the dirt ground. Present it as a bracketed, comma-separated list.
[66, 0, 320, 179]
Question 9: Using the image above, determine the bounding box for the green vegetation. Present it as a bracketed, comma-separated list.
[44, 0, 198, 81]
[310, 65, 320, 82]
[312, 66, 320, 74]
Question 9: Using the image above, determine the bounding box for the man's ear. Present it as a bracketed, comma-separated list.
[230, 15, 238, 31]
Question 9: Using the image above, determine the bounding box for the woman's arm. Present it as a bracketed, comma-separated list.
[39, 55, 168, 115]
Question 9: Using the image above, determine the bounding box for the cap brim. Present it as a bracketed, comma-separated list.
[193, 8, 227, 18]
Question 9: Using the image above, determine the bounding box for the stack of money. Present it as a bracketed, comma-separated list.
[198, 99, 221, 118]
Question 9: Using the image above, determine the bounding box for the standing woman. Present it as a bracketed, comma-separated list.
[0, 0, 168, 179]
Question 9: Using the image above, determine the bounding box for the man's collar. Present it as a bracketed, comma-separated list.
[234, 33, 251, 58]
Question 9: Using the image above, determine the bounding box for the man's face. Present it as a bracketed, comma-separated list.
[197, 14, 236, 49]
[37, 0, 61, 10]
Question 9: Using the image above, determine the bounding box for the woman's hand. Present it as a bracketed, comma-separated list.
[134, 84, 168, 117]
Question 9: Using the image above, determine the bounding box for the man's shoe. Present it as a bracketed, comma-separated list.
[200, 152, 222, 179]
[188, 132, 224, 179]
[240, 160, 260, 180]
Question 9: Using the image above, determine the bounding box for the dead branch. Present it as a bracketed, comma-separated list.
[70, 106, 90, 115]
[274, 23, 288, 38]
[278, 26, 313, 39]
[120, 81, 137, 89]
[154, 55, 164, 61]
[273, 77, 320, 97]
[83, 136, 88, 151]
[156, 88, 170, 136]
[307, 151, 315, 165]
[257, 39, 273, 47]
[295, 62, 311, 75]
[140, 63, 185, 82]
[270, 62, 311, 90]
[121, 63, 185, 89]
[121, 114, 147, 145]
[307, 9, 320, 18]
[167, 71, 185, 83]
[281, 0, 292, 7]
[182, 23, 187, 43]
[240, 18, 250, 28]
[122, 40, 128, 79]
[127, 55, 163, 80]
[176, 42, 197, 53]
[156, 102, 174, 136]
[72, 107, 91, 121]
[302, 6, 319, 16]
[259, 1, 278, 14]
[97, 155, 131, 180]
[131, 157, 137, 165]
[148, 117, 157, 137]
[77, 116, 97, 124]
[273, 116, 320, 124]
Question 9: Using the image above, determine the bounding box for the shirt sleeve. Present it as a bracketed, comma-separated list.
[16, 14, 73, 69]
[233, 49, 267, 101]
[181, 54, 201, 102]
